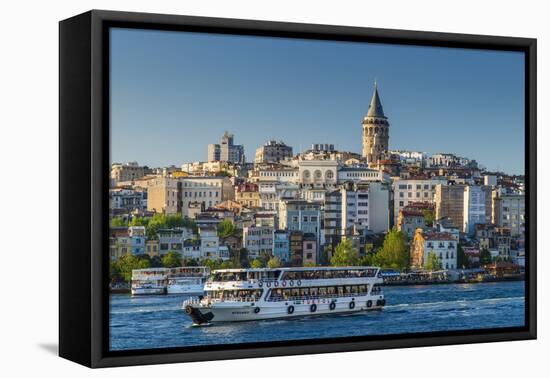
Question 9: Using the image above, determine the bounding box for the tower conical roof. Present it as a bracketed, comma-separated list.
[366, 82, 385, 118]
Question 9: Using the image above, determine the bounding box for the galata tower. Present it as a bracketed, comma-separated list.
[362, 82, 389, 164]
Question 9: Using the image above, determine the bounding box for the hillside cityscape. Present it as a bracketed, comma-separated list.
[108, 84, 525, 287]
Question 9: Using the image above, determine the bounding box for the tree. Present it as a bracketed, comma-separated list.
[161, 251, 182, 268]
[267, 257, 282, 268]
[110, 217, 126, 228]
[201, 258, 222, 271]
[424, 251, 442, 271]
[359, 253, 375, 266]
[217, 219, 235, 238]
[250, 259, 263, 269]
[238, 248, 250, 268]
[129, 217, 149, 227]
[319, 244, 333, 266]
[423, 210, 435, 228]
[220, 260, 235, 269]
[145, 214, 197, 240]
[182, 257, 198, 267]
[303, 262, 316, 267]
[150, 255, 163, 268]
[373, 229, 409, 270]
[457, 244, 469, 269]
[115, 254, 151, 282]
[480, 248, 492, 265]
[330, 239, 360, 266]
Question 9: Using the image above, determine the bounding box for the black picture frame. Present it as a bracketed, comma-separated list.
[59, 9, 537, 368]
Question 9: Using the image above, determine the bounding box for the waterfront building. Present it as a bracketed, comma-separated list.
[493, 194, 525, 237]
[410, 229, 457, 270]
[243, 226, 274, 259]
[235, 183, 260, 208]
[303, 233, 317, 265]
[273, 230, 290, 262]
[362, 83, 390, 165]
[207, 131, 245, 163]
[182, 239, 201, 259]
[128, 226, 146, 255]
[254, 140, 293, 164]
[199, 226, 228, 260]
[147, 176, 232, 216]
[110, 161, 146, 186]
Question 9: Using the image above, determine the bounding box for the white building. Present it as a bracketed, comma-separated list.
[340, 182, 390, 235]
[494, 194, 525, 237]
[411, 230, 458, 270]
[337, 167, 389, 184]
[243, 226, 274, 259]
[199, 226, 228, 260]
[297, 159, 338, 187]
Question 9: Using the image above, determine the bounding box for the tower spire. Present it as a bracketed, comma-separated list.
[366, 81, 385, 118]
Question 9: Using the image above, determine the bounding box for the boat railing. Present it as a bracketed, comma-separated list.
[265, 292, 372, 302]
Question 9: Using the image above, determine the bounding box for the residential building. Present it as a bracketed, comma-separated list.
[235, 183, 260, 208]
[393, 178, 442, 225]
[110, 162, 146, 186]
[410, 230, 458, 270]
[397, 208, 426, 239]
[435, 183, 466, 230]
[254, 140, 293, 163]
[109, 188, 147, 213]
[278, 200, 321, 239]
[109, 227, 130, 260]
[337, 167, 389, 184]
[494, 194, 525, 237]
[157, 228, 193, 255]
[323, 190, 342, 246]
[289, 231, 304, 267]
[145, 240, 159, 257]
[303, 233, 317, 265]
[273, 230, 290, 262]
[128, 226, 146, 255]
[463, 186, 486, 235]
[147, 176, 232, 216]
[243, 226, 274, 259]
[199, 226, 227, 260]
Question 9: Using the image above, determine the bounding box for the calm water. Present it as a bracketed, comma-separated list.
[109, 281, 525, 351]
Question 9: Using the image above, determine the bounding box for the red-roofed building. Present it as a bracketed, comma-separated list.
[410, 229, 458, 270]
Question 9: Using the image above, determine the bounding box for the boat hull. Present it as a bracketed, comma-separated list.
[131, 287, 166, 296]
[167, 284, 205, 295]
[184, 295, 385, 323]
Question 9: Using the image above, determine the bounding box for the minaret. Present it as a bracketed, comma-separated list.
[362, 82, 390, 164]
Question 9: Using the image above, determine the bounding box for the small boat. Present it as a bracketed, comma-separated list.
[183, 266, 385, 325]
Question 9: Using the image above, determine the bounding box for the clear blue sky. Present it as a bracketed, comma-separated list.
[110, 28, 525, 174]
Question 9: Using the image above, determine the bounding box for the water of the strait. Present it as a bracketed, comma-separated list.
[109, 281, 525, 351]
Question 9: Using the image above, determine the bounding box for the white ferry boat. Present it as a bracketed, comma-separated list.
[131, 268, 168, 296]
[167, 266, 210, 295]
[183, 266, 385, 324]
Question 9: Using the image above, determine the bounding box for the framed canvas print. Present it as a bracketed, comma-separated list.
[59, 10, 536, 368]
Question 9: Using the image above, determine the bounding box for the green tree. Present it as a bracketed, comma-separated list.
[319, 244, 332, 266]
[267, 257, 282, 268]
[220, 260, 234, 269]
[424, 251, 442, 271]
[359, 253, 375, 266]
[182, 257, 198, 267]
[423, 210, 435, 228]
[330, 239, 360, 266]
[217, 219, 235, 238]
[479, 248, 492, 264]
[238, 248, 250, 268]
[129, 217, 149, 227]
[110, 217, 126, 228]
[373, 229, 409, 270]
[161, 251, 182, 268]
[457, 244, 469, 269]
[150, 255, 163, 268]
[109, 261, 122, 282]
[201, 258, 222, 271]
[115, 254, 151, 282]
[250, 259, 263, 269]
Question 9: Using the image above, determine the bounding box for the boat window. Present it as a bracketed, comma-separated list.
[300, 288, 309, 296]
